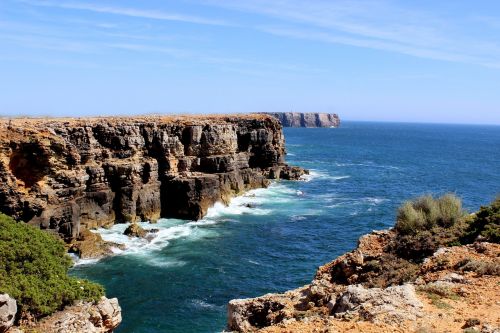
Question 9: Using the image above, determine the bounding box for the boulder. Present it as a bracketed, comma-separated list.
[330, 284, 423, 324]
[123, 223, 146, 238]
[0, 294, 16, 333]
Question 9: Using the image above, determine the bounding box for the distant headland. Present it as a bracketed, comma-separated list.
[264, 112, 340, 128]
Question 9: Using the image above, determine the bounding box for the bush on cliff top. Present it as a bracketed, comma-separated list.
[462, 197, 500, 244]
[392, 194, 468, 261]
[0, 213, 104, 321]
[395, 194, 466, 235]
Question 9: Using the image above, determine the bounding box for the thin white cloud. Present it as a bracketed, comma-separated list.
[203, 0, 500, 68]
[19, 0, 232, 26]
[258, 26, 490, 66]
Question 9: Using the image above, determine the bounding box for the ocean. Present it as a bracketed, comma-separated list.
[71, 121, 500, 333]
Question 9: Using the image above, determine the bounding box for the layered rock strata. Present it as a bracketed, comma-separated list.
[264, 112, 340, 128]
[0, 115, 306, 241]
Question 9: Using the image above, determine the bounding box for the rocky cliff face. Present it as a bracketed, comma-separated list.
[264, 112, 340, 128]
[0, 115, 306, 241]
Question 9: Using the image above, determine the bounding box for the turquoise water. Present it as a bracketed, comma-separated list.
[71, 122, 500, 333]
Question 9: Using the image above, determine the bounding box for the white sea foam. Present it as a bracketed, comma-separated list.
[75, 182, 298, 266]
[332, 175, 350, 180]
[191, 299, 220, 310]
[70, 252, 100, 266]
[363, 197, 388, 205]
[303, 170, 350, 182]
[334, 162, 400, 170]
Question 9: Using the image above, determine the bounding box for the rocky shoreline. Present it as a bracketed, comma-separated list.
[227, 230, 500, 333]
[0, 114, 306, 247]
[0, 114, 308, 333]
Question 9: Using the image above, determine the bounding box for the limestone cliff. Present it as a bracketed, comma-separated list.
[0, 115, 306, 241]
[264, 112, 340, 128]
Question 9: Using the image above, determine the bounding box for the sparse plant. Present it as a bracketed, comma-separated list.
[417, 284, 457, 310]
[395, 193, 466, 236]
[457, 259, 500, 276]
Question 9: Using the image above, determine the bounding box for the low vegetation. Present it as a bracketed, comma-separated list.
[0, 213, 104, 321]
[456, 259, 500, 276]
[395, 194, 466, 235]
[462, 197, 500, 244]
[351, 194, 499, 288]
[392, 193, 468, 261]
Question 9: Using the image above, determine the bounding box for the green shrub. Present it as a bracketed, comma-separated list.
[395, 194, 466, 236]
[0, 214, 104, 320]
[462, 197, 500, 244]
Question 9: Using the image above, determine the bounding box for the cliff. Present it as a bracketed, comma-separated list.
[227, 197, 500, 332]
[264, 112, 340, 128]
[0, 115, 306, 241]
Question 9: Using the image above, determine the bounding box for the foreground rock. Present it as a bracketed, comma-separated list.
[0, 115, 306, 241]
[264, 112, 340, 127]
[16, 297, 121, 333]
[0, 294, 16, 333]
[331, 284, 423, 323]
[227, 231, 500, 332]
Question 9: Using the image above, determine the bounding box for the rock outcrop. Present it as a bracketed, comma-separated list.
[0, 294, 16, 333]
[123, 223, 146, 238]
[227, 231, 500, 332]
[264, 112, 340, 128]
[19, 296, 122, 333]
[0, 115, 306, 241]
[330, 284, 423, 323]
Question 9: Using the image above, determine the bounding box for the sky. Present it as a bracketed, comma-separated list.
[1, 0, 500, 124]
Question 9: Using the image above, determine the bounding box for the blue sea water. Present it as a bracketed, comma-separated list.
[71, 122, 500, 333]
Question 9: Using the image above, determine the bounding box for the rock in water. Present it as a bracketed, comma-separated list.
[123, 223, 146, 238]
[0, 294, 17, 333]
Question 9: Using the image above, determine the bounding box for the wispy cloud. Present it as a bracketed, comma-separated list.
[203, 0, 500, 68]
[19, 0, 232, 26]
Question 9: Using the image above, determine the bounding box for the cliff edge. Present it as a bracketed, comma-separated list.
[0, 114, 306, 243]
[264, 112, 340, 128]
[227, 196, 500, 332]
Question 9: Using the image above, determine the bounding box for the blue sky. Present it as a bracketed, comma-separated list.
[1, 0, 500, 124]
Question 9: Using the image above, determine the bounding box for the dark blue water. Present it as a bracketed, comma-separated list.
[72, 122, 500, 333]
